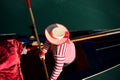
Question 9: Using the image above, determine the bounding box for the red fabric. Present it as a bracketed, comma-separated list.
[0, 39, 24, 80]
[26, 46, 37, 52]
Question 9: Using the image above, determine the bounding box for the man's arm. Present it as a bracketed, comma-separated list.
[40, 40, 50, 60]
[50, 43, 68, 80]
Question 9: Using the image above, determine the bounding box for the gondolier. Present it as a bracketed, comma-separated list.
[40, 23, 76, 80]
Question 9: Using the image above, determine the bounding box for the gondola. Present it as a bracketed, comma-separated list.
[1, 0, 120, 79]
[0, 28, 120, 80]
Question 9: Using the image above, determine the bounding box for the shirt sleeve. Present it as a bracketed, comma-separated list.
[50, 43, 68, 80]
[41, 40, 50, 54]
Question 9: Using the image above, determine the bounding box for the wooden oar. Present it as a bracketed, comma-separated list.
[25, 0, 49, 80]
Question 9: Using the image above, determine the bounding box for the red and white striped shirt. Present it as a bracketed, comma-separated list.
[41, 39, 76, 80]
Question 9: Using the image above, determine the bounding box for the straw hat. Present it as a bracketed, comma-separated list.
[45, 23, 70, 45]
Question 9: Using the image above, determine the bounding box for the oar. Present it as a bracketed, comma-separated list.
[25, 0, 49, 80]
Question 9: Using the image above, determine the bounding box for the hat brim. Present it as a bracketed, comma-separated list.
[45, 23, 69, 45]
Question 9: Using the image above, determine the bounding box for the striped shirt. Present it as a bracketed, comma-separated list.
[41, 39, 76, 80]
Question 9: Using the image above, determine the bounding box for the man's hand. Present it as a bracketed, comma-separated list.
[40, 55, 45, 60]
